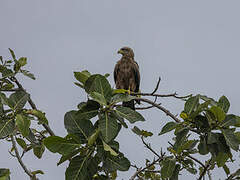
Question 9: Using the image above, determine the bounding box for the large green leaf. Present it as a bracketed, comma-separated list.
[161, 158, 176, 178]
[64, 111, 94, 141]
[65, 155, 98, 180]
[102, 140, 118, 156]
[184, 95, 199, 115]
[0, 168, 10, 180]
[221, 129, 239, 151]
[0, 118, 15, 138]
[173, 128, 189, 153]
[210, 106, 226, 123]
[103, 154, 130, 172]
[16, 137, 27, 150]
[77, 100, 100, 119]
[89, 92, 107, 106]
[216, 152, 230, 167]
[99, 113, 120, 143]
[0, 93, 13, 107]
[44, 136, 81, 155]
[57, 149, 80, 166]
[115, 106, 145, 123]
[159, 122, 178, 135]
[65, 155, 89, 180]
[84, 74, 112, 102]
[16, 114, 30, 137]
[9, 91, 29, 111]
[218, 96, 230, 113]
[221, 114, 238, 127]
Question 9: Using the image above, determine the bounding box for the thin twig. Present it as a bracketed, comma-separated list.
[11, 135, 35, 179]
[141, 136, 161, 158]
[198, 160, 212, 180]
[187, 154, 205, 168]
[136, 97, 181, 123]
[151, 77, 161, 95]
[129, 157, 163, 180]
[11, 77, 55, 136]
[135, 103, 161, 110]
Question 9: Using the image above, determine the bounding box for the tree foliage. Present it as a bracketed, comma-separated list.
[1, 49, 240, 180]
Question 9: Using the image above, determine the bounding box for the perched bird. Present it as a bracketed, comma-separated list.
[114, 47, 140, 110]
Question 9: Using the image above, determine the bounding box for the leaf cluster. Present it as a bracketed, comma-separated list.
[44, 70, 145, 180]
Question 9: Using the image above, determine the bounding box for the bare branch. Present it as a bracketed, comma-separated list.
[136, 97, 181, 123]
[151, 77, 161, 95]
[11, 77, 55, 136]
[141, 136, 161, 159]
[11, 135, 36, 179]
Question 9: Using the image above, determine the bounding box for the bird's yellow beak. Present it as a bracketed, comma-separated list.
[117, 49, 124, 54]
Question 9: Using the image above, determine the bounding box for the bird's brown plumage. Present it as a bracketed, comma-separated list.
[114, 47, 140, 110]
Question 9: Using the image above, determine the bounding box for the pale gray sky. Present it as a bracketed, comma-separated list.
[1, 1, 240, 179]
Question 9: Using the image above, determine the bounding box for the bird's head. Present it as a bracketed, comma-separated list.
[117, 47, 134, 58]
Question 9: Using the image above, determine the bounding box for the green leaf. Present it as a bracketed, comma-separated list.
[89, 92, 107, 106]
[0, 118, 15, 138]
[8, 48, 16, 60]
[16, 137, 27, 150]
[9, 91, 29, 111]
[170, 164, 181, 180]
[88, 129, 100, 146]
[131, 126, 142, 136]
[20, 70, 36, 80]
[0, 93, 12, 107]
[64, 111, 94, 141]
[1, 68, 14, 78]
[0, 168, 10, 180]
[99, 113, 120, 143]
[216, 152, 230, 167]
[77, 100, 100, 119]
[115, 106, 145, 123]
[218, 96, 230, 113]
[33, 143, 45, 159]
[173, 128, 189, 153]
[102, 141, 118, 156]
[103, 154, 130, 172]
[26, 109, 48, 125]
[131, 126, 153, 137]
[210, 106, 226, 123]
[18, 57, 27, 67]
[84, 74, 112, 102]
[159, 122, 178, 135]
[207, 132, 218, 144]
[57, 149, 80, 166]
[221, 129, 239, 151]
[199, 95, 217, 106]
[161, 158, 176, 178]
[184, 95, 199, 115]
[180, 140, 198, 151]
[16, 114, 30, 137]
[223, 165, 230, 175]
[110, 93, 135, 104]
[65, 155, 89, 180]
[198, 137, 209, 155]
[221, 114, 237, 127]
[44, 136, 81, 155]
[74, 70, 91, 85]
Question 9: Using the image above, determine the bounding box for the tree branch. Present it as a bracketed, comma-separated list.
[198, 160, 212, 180]
[11, 77, 55, 136]
[129, 157, 163, 180]
[136, 97, 181, 123]
[11, 135, 36, 179]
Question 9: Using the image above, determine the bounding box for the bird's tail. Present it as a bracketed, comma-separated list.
[123, 100, 135, 110]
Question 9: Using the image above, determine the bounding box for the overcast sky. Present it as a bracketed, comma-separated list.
[1, 1, 240, 179]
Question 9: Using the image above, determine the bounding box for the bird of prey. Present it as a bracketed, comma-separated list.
[114, 47, 140, 110]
